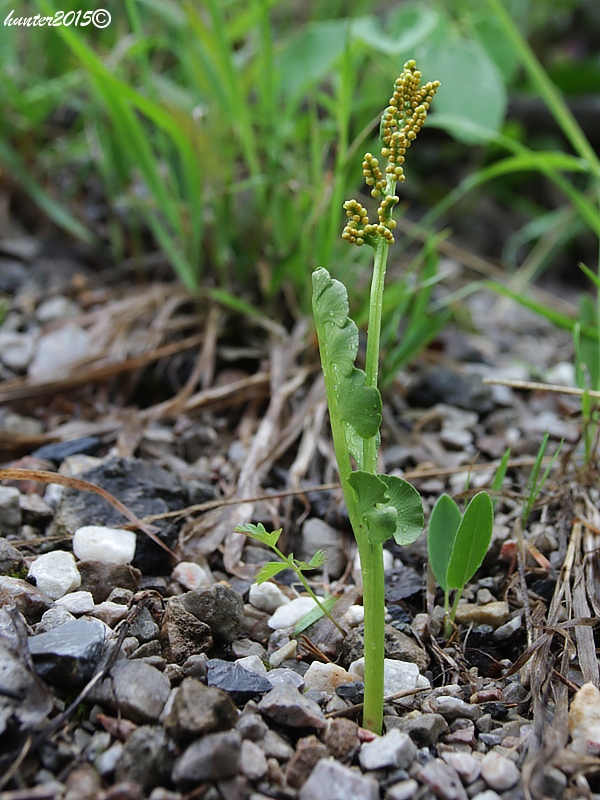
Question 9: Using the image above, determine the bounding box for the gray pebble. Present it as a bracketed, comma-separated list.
[299, 758, 379, 800]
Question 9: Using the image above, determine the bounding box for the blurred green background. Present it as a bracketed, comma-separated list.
[1, 0, 599, 325]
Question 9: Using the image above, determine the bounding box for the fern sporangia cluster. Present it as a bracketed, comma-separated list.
[342, 60, 440, 248]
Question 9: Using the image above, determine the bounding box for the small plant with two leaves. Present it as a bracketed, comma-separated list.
[427, 491, 494, 639]
[233, 521, 343, 635]
[309, 61, 439, 734]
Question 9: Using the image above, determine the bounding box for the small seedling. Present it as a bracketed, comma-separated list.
[428, 491, 494, 637]
[233, 522, 343, 634]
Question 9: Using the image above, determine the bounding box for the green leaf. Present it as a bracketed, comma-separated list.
[428, 493, 462, 592]
[308, 550, 327, 569]
[349, 8, 439, 55]
[416, 36, 507, 144]
[277, 20, 349, 97]
[379, 475, 424, 546]
[348, 471, 397, 545]
[348, 472, 423, 546]
[293, 595, 338, 635]
[446, 492, 494, 590]
[312, 268, 382, 442]
[254, 561, 289, 584]
[234, 523, 282, 549]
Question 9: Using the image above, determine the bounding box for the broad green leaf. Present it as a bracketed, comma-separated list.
[293, 595, 338, 635]
[277, 20, 349, 97]
[379, 475, 424, 546]
[234, 523, 282, 548]
[446, 492, 494, 590]
[348, 471, 397, 545]
[312, 268, 382, 442]
[254, 561, 289, 584]
[348, 472, 423, 546]
[349, 8, 438, 55]
[416, 37, 506, 144]
[428, 494, 462, 592]
[468, 14, 520, 82]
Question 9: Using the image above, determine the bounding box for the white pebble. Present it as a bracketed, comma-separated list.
[250, 581, 290, 614]
[55, 590, 95, 615]
[172, 561, 211, 590]
[268, 639, 297, 667]
[268, 596, 321, 630]
[29, 322, 95, 381]
[349, 657, 430, 695]
[72, 525, 136, 564]
[236, 655, 267, 675]
[343, 604, 364, 627]
[304, 662, 353, 693]
[28, 551, 81, 600]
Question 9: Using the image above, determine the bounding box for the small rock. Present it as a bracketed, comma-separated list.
[336, 681, 364, 705]
[235, 654, 267, 675]
[90, 660, 171, 723]
[36, 605, 76, 632]
[387, 712, 449, 745]
[268, 596, 323, 630]
[428, 696, 482, 721]
[249, 581, 290, 613]
[114, 725, 173, 792]
[19, 493, 54, 525]
[541, 764, 567, 798]
[77, 560, 141, 603]
[172, 730, 241, 788]
[480, 751, 520, 791]
[159, 595, 213, 665]
[90, 601, 129, 627]
[36, 295, 81, 323]
[407, 367, 493, 414]
[0, 331, 37, 372]
[0, 487, 23, 535]
[269, 638, 298, 667]
[297, 518, 346, 578]
[266, 667, 305, 690]
[29, 322, 95, 381]
[325, 717, 360, 763]
[128, 606, 160, 643]
[163, 677, 237, 744]
[286, 734, 328, 788]
[299, 758, 379, 800]
[359, 729, 417, 771]
[206, 658, 273, 701]
[172, 561, 211, 591]
[240, 738, 268, 780]
[418, 759, 468, 800]
[33, 436, 104, 465]
[303, 662, 353, 693]
[342, 624, 428, 672]
[569, 682, 600, 755]
[236, 711, 268, 741]
[441, 751, 481, 784]
[349, 658, 430, 695]
[0, 538, 25, 575]
[181, 585, 244, 645]
[259, 728, 295, 761]
[343, 605, 364, 627]
[28, 618, 107, 687]
[471, 792, 501, 800]
[454, 602, 510, 628]
[258, 683, 327, 729]
[73, 525, 137, 565]
[386, 778, 419, 800]
[28, 550, 81, 600]
[55, 590, 95, 615]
